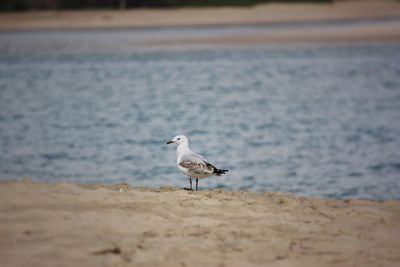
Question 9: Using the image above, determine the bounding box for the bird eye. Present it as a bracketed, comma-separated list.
[177, 138, 181, 140]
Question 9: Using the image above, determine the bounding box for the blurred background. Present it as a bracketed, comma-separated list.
[0, 0, 400, 199]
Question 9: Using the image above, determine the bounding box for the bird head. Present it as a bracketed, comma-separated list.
[167, 135, 188, 145]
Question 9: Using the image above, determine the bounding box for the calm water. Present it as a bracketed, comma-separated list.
[1, 24, 400, 200]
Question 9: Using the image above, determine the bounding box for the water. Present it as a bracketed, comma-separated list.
[1, 24, 400, 200]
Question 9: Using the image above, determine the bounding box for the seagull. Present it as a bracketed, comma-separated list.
[167, 135, 228, 191]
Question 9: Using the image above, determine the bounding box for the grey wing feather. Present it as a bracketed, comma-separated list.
[191, 152, 207, 162]
[179, 153, 215, 174]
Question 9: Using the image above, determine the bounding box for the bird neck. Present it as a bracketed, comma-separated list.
[176, 142, 190, 157]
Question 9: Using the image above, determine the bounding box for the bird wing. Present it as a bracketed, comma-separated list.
[179, 153, 216, 175]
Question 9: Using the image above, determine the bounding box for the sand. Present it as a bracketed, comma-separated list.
[0, 180, 399, 267]
[0, 1, 399, 45]
[0, 0, 399, 46]
[1, 0, 400, 31]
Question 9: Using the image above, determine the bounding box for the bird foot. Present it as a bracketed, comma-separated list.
[183, 187, 194, 191]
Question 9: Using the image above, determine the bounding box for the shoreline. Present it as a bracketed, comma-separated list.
[1, 15, 399, 32]
[1, 1, 399, 46]
[143, 19, 400, 46]
[1, 180, 399, 266]
[1, 1, 400, 32]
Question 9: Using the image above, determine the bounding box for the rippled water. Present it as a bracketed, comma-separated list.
[1, 26, 400, 200]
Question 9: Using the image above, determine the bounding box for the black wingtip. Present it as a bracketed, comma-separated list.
[215, 169, 229, 175]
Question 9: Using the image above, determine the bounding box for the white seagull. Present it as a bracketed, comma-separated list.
[167, 135, 228, 191]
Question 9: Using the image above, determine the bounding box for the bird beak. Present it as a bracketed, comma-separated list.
[166, 140, 174, 144]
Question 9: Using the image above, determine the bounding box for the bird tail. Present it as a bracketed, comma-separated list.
[215, 169, 229, 176]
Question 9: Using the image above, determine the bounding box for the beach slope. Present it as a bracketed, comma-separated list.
[0, 181, 399, 267]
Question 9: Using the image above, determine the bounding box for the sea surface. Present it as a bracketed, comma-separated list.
[1, 21, 400, 200]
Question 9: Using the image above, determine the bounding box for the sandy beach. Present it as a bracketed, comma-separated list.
[0, 180, 399, 267]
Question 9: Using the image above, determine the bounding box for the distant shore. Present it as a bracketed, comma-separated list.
[0, 0, 399, 31]
[1, 1, 400, 45]
[0, 180, 399, 267]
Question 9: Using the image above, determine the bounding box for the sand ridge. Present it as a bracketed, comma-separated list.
[0, 180, 399, 267]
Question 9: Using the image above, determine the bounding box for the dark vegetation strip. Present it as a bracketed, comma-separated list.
[1, 0, 332, 12]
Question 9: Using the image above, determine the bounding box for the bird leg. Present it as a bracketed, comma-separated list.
[184, 178, 193, 191]
[196, 178, 198, 191]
